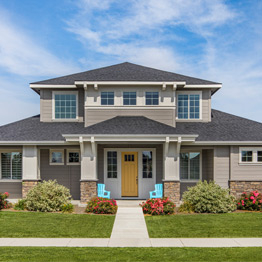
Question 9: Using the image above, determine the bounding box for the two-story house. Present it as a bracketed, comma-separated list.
[1, 62, 262, 205]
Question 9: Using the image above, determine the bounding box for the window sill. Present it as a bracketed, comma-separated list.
[52, 119, 79, 122]
[49, 163, 64, 166]
[239, 163, 262, 166]
[0, 179, 22, 182]
[67, 163, 80, 166]
[180, 180, 200, 183]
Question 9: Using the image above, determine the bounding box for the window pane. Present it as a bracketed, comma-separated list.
[258, 151, 262, 162]
[1, 153, 11, 179]
[177, 95, 188, 119]
[146, 92, 159, 105]
[189, 95, 200, 119]
[107, 151, 117, 178]
[68, 152, 80, 163]
[142, 151, 152, 178]
[241, 151, 252, 162]
[189, 153, 200, 180]
[180, 153, 189, 179]
[101, 92, 114, 105]
[52, 152, 63, 163]
[123, 92, 136, 105]
[55, 93, 77, 119]
[12, 153, 22, 180]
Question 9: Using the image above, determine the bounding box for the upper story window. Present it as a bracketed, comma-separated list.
[1, 151, 22, 180]
[146, 92, 159, 105]
[240, 148, 262, 164]
[101, 92, 114, 105]
[177, 93, 200, 119]
[54, 92, 78, 119]
[123, 92, 136, 105]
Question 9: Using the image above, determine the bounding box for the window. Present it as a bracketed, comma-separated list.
[146, 92, 159, 105]
[143, 151, 153, 178]
[54, 93, 77, 119]
[1, 152, 22, 180]
[107, 151, 117, 178]
[178, 94, 200, 119]
[123, 92, 136, 105]
[241, 151, 253, 162]
[180, 152, 200, 180]
[240, 148, 262, 164]
[67, 150, 80, 165]
[124, 154, 134, 162]
[50, 150, 64, 165]
[101, 92, 114, 105]
[258, 151, 262, 162]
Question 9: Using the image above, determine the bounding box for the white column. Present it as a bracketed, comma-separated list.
[80, 141, 97, 181]
[22, 146, 39, 180]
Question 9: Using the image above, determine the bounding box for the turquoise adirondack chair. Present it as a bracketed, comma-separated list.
[97, 184, 111, 199]
[150, 184, 163, 198]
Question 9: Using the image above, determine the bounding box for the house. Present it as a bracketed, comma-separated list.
[1, 62, 262, 205]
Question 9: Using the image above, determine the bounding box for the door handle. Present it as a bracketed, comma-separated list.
[136, 177, 138, 184]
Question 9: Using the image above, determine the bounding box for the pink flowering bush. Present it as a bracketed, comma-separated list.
[237, 191, 262, 211]
[86, 197, 118, 214]
[140, 198, 175, 215]
[0, 192, 10, 210]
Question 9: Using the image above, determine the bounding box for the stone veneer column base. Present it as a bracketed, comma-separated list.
[163, 181, 180, 205]
[80, 181, 97, 203]
[22, 180, 39, 198]
[230, 181, 262, 198]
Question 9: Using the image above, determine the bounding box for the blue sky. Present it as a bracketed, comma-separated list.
[0, 0, 261, 125]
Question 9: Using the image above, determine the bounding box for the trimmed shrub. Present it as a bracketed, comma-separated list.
[86, 197, 118, 214]
[14, 199, 27, 210]
[140, 198, 175, 215]
[0, 192, 10, 210]
[237, 191, 262, 211]
[181, 181, 236, 213]
[61, 203, 74, 213]
[179, 201, 194, 213]
[25, 180, 72, 212]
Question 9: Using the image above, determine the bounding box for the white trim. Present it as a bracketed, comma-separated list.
[176, 91, 202, 120]
[0, 141, 75, 145]
[52, 91, 79, 121]
[30, 84, 76, 88]
[194, 141, 262, 145]
[144, 91, 160, 106]
[239, 147, 262, 165]
[75, 81, 186, 86]
[184, 84, 222, 88]
[85, 106, 175, 109]
[122, 91, 137, 106]
[100, 91, 115, 106]
[67, 149, 81, 165]
[49, 149, 64, 165]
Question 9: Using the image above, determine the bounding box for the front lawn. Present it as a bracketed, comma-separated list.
[1, 247, 262, 262]
[0, 211, 115, 238]
[146, 212, 262, 238]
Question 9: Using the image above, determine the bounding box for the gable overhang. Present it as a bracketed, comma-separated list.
[194, 141, 262, 146]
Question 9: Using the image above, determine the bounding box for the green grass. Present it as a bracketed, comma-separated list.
[1, 247, 262, 262]
[146, 212, 262, 238]
[0, 211, 115, 238]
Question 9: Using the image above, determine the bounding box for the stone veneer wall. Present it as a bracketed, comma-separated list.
[163, 181, 180, 205]
[80, 181, 97, 203]
[22, 180, 39, 198]
[230, 181, 262, 198]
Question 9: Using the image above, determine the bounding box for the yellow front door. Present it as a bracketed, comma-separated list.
[121, 152, 138, 197]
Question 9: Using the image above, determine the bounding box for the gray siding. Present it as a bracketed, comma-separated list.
[202, 149, 214, 181]
[40, 88, 84, 122]
[0, 182, 22, 199]
[97, 144, 163, 184]
[40, 149, 80, 200]
[214, 146, 230, 188]
[230, 146, 262, 180]
[85, 109, 175, 127]
[180, 182, 197, 198]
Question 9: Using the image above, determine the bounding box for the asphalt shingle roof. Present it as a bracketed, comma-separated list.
[0, 110, 262, 142]
[31, 62, 220, 85]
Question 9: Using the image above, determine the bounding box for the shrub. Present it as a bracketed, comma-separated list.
[237, 191, 262, 211]
[181, 181, 236, 213]
[179, 201, 194, 213]
[86, 197, 118, 214]
[25, 180, 72, 212]
[61, 203, 74, 213]
[14, 199, 27, 210]
[0, 192, 10, 210]
[140, 198, 175, 215]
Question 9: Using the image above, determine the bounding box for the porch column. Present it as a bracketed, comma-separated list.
[163, 138, 181, 205]
[80, 138, 97, 203]
[22, 146, 40, 198]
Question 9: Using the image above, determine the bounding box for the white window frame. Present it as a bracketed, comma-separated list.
[144, 91, 159, 106]
[122, 91, 137, 106]
[239, 147, 262, 165]
[49, 149, 64, 165]
[100, 91, 115, 106]
[180, 151, 202, 182]
[0, 149, 22, 181]
[67, 149, 81, 165]
[176, 91, 202, 120]
[52, 91, 79, 121]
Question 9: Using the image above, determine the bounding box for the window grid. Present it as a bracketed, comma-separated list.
[146, 92, 159, 105]
[258, 151, 262, 162]
[189, 95, 200, 119]
[1, 152, 22, 180]
[101, 92, 114, 105]
[178, 94, 200, 119]
[180, 152, 200, 180]
[241, 151, 253, 162]
[55, 94, 77, 119]
[68, 152, 80, 163]
[107, 151, 117, 178]
[178, 95, 188, 119]
[142, 151, 152, 178]
[123, 92, 136, 105]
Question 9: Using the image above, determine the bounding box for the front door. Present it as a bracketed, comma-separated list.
[121, 152, 138, 197]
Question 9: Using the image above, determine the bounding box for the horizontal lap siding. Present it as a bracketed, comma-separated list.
[231, 146, 262, 180]
[180, 182, 197, 198]
[202, 149, 214, 181]
[40, 149, 80, 200]
[85, 109, 175, 126]
[202, 90, 211, 122]
[0, 182, 22, 198]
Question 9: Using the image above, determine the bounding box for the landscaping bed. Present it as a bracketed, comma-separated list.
[0, 211, 115, 238]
